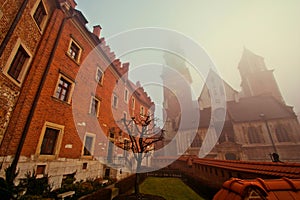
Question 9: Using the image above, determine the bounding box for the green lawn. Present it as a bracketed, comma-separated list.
[140, 177, 205, 200]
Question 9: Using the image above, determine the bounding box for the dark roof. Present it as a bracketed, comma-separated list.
[227, 95, 296, 122]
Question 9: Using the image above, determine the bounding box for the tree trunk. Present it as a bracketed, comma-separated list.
[134, 154, 142, 195]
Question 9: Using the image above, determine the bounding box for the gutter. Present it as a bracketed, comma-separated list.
[8, 9, 76, 182]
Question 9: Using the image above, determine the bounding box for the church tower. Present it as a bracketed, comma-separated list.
[238, 48, 284, 102]
[161, 50, 194, 156]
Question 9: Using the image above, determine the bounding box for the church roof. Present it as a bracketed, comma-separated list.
[227, 95, 296, 122]
[195, 95, 296, 129]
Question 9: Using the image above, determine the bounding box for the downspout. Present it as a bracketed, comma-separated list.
[8, 10, 76, 183]
[0, 0, 29, 58]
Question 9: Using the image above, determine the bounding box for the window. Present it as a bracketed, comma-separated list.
[55, 76, 72, 102]
[248, 127, 263, 144]
[112, 95, 118, 108]
[191, 134, 202, 148]
[131, 97, 135, 109]
[68, 40, 81, 62]
[96, 67, 103, 84]
[90, 97, 100, 116]
[33, 1, 46, 29]
[7, 45, 30, 82]
[54, 74, 74, 103]
[124, 89, 128, 103]
[40, 127, 59, 155]
[83, 133, 95, 156]
[37, 122, 64, 158]
[140, 106, 144, 115]
[123, 112, 127, 120]
[36, 165, 46, 175]
[275, 125, 290, 142]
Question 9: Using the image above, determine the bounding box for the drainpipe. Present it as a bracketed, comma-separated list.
[0, 0, 29, 58]
[8, 10, 76, 183]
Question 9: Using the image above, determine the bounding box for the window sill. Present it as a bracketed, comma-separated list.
[51, 96, 71, 105]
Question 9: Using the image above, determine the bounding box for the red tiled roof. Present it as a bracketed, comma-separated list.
[183, 157, 300, 178]
[214, 178, 300, 200]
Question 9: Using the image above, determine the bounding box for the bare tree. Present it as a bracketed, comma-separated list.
[120, 114, 164, 195]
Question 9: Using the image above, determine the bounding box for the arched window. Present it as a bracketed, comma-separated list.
[248, 127, 262, 144]
[191, 134, 202, 148]
[275, 125, 290, 142]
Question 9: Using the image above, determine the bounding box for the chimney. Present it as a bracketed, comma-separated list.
[93, 25, 102, 38]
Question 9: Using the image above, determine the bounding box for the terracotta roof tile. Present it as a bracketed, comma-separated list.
[214, 178, 300, 200]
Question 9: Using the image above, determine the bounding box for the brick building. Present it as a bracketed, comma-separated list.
[0, 0, 154, 188]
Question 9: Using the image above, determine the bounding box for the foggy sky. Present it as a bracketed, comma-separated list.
[76, 0, 300, 115]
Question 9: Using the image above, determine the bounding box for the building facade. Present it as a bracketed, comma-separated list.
[162, 48, 300, 162]
[0, 0, 153, 188]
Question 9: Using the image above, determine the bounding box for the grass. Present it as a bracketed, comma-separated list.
[140, 177, 205, 200]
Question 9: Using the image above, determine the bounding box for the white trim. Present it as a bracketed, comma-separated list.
[112, 94, 118, 108]
[96, 66, 104, 85]
[53, 73, 75, 104]
[89, 96, 100, 117]
[67, 38, 82, 63]
[82, 132, 96, 156]
[124, 88, 128, 103]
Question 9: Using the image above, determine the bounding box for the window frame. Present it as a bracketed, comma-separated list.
[140, 106, 145, 116]
[96, 67, 104, 85]
[112, 94, 118, 108]
[4, 39, 32, 86]
[247, 126, 263, 144]
[124, 88, 129, 103]
[82, 132, 96, 157]
[90, 96, 100, 117]
[131, 97, 135, 110]
[36, 122, 64, 159]
[54, 73, 74, 104]
[31, 0, 48, 31]
[67, 39, 82, 63]
[275, 124, 290, 142]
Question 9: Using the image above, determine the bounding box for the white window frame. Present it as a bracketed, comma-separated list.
[96, 67, 104, 85]
[112, 94, 118, 108]
[67, 38, 82, 63]
[82, 132, 96, 157]
[124, 88, 129, 103]
[131, 97, 135, 110]
[4, 38, 32, 86]
[30, 0, 48, 32]
[36, 122, 64, 159]
[53, 73, 74, 104]
[90, 96, 100, 117]
[140, 106, 145, 116]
